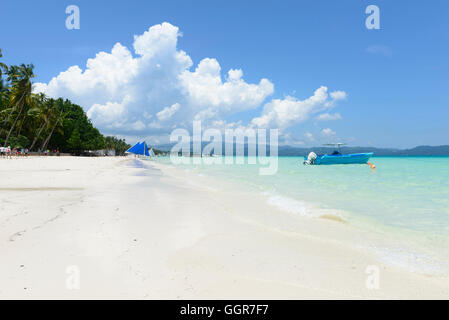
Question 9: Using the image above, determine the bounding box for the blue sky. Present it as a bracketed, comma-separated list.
[1, 0, 449, 148]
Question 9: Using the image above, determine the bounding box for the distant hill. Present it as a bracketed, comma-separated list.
[154, 143, 449, 156]
[278, 145, 449, 156]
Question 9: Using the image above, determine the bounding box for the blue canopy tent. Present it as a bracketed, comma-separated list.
[126, 141, 150, 156]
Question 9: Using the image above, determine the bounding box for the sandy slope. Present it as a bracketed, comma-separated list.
[0, 156, 448, 299]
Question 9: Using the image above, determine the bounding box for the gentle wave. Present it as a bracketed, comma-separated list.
[264, 193, 345, 221]
[151, 156, 449, 276]
[365, 244, 449, 277]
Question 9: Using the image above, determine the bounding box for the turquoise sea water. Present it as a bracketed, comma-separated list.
[153, 156, 449, 273]
[156, 156, 449, 233]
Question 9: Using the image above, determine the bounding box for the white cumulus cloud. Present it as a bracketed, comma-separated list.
[179, 58, 273, 121]
[305, 132, 315, 141]
[321, 128, 336, 136]
[156, 102, 180, 121]
[34, 22, 274, 136]
[34, 22, 347, 141]
[315, 112, 342, 121]
[250, 86, 346, 131]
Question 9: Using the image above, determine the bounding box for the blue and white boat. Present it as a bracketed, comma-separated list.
[304, 143, 373, 165]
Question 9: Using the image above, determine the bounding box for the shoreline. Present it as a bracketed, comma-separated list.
[149, 159, 449, 277]
[152, 156, 449, 276]
[1, 156, 448, 299]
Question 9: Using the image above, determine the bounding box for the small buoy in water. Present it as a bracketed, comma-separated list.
[367, 162, 376, 169]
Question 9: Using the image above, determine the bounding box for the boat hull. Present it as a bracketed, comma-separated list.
[306, 152, 373, 165]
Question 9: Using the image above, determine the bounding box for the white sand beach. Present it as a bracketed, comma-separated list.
[0, 156, 448, 299]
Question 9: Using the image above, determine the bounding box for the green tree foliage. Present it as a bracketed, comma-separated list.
[67, 127, 82, 154]
[0, 49, 131, 154]
[104, 136, 130, 156]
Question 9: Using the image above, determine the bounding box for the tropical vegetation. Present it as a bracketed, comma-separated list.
[0, 49, 130, 155]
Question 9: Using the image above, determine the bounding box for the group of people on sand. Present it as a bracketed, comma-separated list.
[42, 149, 60, 156]
[0, 147, 62, 158]
[0, 146, 29, 158]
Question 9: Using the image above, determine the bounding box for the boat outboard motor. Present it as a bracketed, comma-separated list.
[304, 152, 317, 165]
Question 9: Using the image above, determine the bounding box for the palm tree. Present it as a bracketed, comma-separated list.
[28, 94, 53, 151]
[3, 64, 35, 147]
[0, 49, 8, 80]
[40, 100, 66, 152]
[0, 75, 9, 116]
[0, 50, 10, 136]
